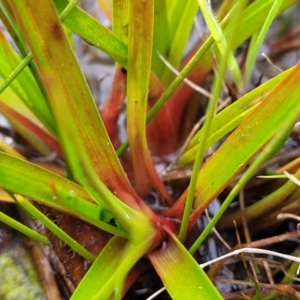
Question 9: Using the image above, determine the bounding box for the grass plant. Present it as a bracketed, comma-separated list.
[0, 0, 300, 299]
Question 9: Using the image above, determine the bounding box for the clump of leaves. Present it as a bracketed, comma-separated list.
[0, 0, 300, 299]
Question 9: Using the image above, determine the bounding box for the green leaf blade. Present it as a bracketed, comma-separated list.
[149, 233, 222, 300]
[179, 67, 293, 165]
[0, 210, 49, 245]
[53, 0, 128, 67]
[0, 152, 127, 237]
[0, 31, 55, 134]
[10, 0, 140, 210]
[193, 62, 300, 212]
[71, 236, 128, 300]
[126, 0, 170, 201]
[168, 62, 300, 220]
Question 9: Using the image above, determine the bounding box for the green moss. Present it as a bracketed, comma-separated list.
[0, 245, 45, 300]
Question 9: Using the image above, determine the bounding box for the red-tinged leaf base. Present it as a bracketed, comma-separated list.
[130, 141, 173, 205]
[147, 58, 213, 155]
[101, 64, 126, 149]
[148, 232, 222, 299]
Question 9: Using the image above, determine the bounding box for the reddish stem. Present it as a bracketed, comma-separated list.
[101, 64, 126, 149]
